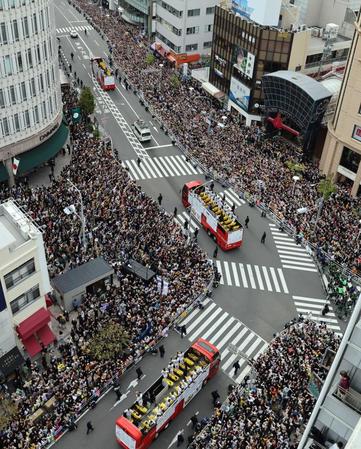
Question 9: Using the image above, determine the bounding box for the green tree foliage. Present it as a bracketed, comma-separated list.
[87, 322, 129, 361]
[169, 74, 181, 89]
[285, 160, 305, 174]
[145, 53, 156, 65]
[79, 86, 95, 117]
[318, 176, 337, 201]
[0, 398, 18, 430]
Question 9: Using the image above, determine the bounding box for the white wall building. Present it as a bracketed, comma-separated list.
[0, 200, 53, 359]
[155, 0, 219, 55]
[0, 0, 66, 182]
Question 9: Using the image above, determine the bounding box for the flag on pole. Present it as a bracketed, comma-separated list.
[12, 157, 20, 175]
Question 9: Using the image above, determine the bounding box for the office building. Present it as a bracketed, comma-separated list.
[320, 9, 361, 197]
[154, 0, 219, 56]
[297, 294, 361, 448]
[118, 0, 154, 33]
[0, 200, 54, 359]
[0, 0, 68, 184]
[208, 1, 353, 125]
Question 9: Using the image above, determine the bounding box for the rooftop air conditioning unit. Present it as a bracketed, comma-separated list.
[300, 24, 307, 31]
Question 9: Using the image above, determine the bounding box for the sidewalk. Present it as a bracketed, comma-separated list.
[28, 149, 72, 188]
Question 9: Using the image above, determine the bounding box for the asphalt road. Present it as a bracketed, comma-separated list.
[53, 2, 344, 448]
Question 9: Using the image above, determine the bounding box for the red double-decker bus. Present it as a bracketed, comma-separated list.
[91, 57, 115, 91]
[115, 338, 220, 449]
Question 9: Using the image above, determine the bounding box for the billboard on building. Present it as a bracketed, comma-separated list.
[352, 124, 361, 143]
[229, 77, 251, 111]
[233, 46, 255, 78]
[232, 0, 282, 26]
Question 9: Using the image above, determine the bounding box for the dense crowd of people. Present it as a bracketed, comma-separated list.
[190, 318, 341, 449]
[72, 0, 360, 273]
[0, 84, 212, 448]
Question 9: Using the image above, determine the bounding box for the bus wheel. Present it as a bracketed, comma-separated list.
[164, 421, 170, 430]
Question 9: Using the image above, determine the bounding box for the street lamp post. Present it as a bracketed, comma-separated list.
[291, 175, 300, 196]
[66, 179, 87, 250]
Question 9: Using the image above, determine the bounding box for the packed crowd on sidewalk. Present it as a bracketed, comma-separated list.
[189, 318, 341, 449]
[0, 83, 212, 447]
[72, 0, 360, 274]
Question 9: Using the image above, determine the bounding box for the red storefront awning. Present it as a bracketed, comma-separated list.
[37, 324, 55, 346]
[17, 308, 51, 340]
[22, 335, 42, 358]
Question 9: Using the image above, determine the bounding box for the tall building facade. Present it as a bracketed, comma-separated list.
[0, 0, 67, 183]
[155, 0, 219, 55]
[297, 294, 361, 448]
[0, 200, 54, 360]
[320, 9, 361, 197]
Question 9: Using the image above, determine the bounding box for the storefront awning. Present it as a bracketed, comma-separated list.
[37, 324, 55, 346]
[17, 121, 69, 176]
[0, 162, 9, 182]
[201, 82, 225, 100]
[17, 307, 51, 340]
[23, 335, 42, 358]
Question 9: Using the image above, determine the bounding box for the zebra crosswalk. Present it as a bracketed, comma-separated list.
[56, 25, 93, 34]
[269, 223, 318, 273]
[121, 155, 202, 180]
[178, 298, 268, 383]
[214, 260, 289, 293]
[292, 295, 342, 334]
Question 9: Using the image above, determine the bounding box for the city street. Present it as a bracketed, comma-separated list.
[51, 1, 345, 448]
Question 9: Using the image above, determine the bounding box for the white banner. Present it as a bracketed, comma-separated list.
[162, 279, 169, 296]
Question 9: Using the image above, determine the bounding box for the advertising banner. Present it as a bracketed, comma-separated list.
[232, 0, 282, 26]
[233, 46, 255, 79]
[229, 77, 251, 112]
[352, 124, 361, 143]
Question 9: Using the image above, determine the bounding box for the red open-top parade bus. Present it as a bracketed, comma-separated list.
[115, 339, 220, 449]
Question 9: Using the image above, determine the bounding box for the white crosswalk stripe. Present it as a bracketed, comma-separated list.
[217, 188, 246, 209]
[292, 295, 342, 333]
[122, 155, 203, 180]
[213, 261, 289, 293]
[179, 301, 267, 383]
[174, 211, 199, 233]
[56, 25, 93, 34]
[269, 224, 318, 272]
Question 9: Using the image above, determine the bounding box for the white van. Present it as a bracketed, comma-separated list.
[132, 119, 152, 142]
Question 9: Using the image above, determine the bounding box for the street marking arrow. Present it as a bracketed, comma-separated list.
[108, 392, 129, 411]
[186, 410, 199, 426]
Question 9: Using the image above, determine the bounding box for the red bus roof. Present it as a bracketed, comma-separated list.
[192, 338, 219, 360]
[115, 416, 142, 440]
[184, 180, 202, 190]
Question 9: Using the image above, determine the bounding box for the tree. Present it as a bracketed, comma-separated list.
[314, 176, 337, 229]
[169, 74, 181, 89]
[285, 160, 305, 174]
[79, 86, 95, 118]
[87, 322, 130, 361]
[0, 397, 18, 430]
[145, 53, 156, 65]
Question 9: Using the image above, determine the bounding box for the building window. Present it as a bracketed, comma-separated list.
[2, 117, 9, 136]
[186, 43, 198, 52]
[4, 259, 36, 289]
[0, 88, 4, 108]
[160, 1, 182, 18]
[27, 48, 33, 68]
[0, 22, 7, 44]
[203, 41, 212, 49]
[9, 85, 16, 105]
[359, 104, 361, 115]
[39, 73, 44, 92]
[17, 51, 23, 72]
[42, 100, 47, 119]
[188, 8, 200, 17]
[10, 285, 40, 314]
[40, 10, 45, 31]
[33, 105, 39, 124]
[205, 24, 212, 32]
[36, 44, 41, 64]
[186, 26, 199, 35]
[22, 16, 29, 38]
[24, 109, 30, 128]
[12, 19, 19, 41]
[30, 77, 36, 96]
[21, 81, 27, 101]
[43, 41, 48, 61]
[32, 13, 38, 34]
[4, 55, 13, 76]
[13, 113, 20, 132]
[340, 146, 361, 173]
[206, 7, 215, 15]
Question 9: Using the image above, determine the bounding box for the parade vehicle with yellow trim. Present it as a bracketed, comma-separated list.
[91, 57, 115, 91]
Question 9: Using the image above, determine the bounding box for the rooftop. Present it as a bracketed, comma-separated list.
[0, 200, 40, 251]
[51, 257, 113, 294]
[263, 70, 332, 101]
